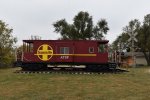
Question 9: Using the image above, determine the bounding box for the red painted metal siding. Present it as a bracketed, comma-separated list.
[74, 41, 97, 63]
[23, 40, 108, 64]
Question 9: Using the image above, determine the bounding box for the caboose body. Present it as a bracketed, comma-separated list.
[18, 40, 116, 70]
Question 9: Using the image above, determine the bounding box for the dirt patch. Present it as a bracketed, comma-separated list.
[146, 69, 150, 73]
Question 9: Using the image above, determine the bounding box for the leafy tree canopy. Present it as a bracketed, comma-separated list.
[0, 20, 17, 67]
[53, 11, 109, 40]
[137, 14, 150, 65]
[112, 14, 150, 66]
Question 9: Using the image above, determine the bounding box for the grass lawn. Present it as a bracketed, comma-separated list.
[0, 67, 150, 100]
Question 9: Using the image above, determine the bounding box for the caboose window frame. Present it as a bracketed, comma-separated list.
[29, 43, 34, 52]
[89, 47, 94, 53]
[23, 42, 34, 53]
[60, 47, 70, 54]
[98, 44, 107, 53]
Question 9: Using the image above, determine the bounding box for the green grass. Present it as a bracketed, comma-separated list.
[0, 67, 150, 100]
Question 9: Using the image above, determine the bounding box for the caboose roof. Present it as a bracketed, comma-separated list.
[23, 40, 109, 44]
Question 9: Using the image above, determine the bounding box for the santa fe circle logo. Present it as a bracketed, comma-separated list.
[34, 44, 53, 61]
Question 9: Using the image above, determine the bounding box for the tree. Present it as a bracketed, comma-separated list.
[53, 11, 109, 40]
[53, 19, 72, 40]
[122, 19, 140, 51]
[137, 14, 150, 65]
[93, 19, 109, 40]
[0, 20, 17, 67]
[123, 19, 141, 33]
[112, 14, 150, 66]
[112, 19, 140, 51]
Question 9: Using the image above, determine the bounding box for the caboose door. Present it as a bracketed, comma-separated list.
[56, 42, 74, 63]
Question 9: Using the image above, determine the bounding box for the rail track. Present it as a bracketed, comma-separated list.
[14, 68, 128, 74]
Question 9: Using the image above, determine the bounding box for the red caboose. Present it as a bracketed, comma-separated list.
[18, 40, 116, 70]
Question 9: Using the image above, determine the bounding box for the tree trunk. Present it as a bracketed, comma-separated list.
[148, 51, 150, 66]
[143, 51, 150, 66]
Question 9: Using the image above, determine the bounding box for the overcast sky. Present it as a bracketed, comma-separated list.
[0, 0, 150, 45]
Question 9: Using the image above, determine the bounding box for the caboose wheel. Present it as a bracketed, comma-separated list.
[21, 63, 47, 71]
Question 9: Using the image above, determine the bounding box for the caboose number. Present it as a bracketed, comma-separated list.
[60, 56, 69, 59]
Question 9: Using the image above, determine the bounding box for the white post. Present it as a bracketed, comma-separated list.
[131, 32, 136, 67]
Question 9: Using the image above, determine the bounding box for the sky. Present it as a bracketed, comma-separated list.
[0, 0, 150, 46]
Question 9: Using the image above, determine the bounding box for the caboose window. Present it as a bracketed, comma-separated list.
[23, 42, 33, 52]
[60, 47, 69, 54]
[30, 43, 33, 52]
[89, 47, 94, 53]
[98, 44, 107, 53]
